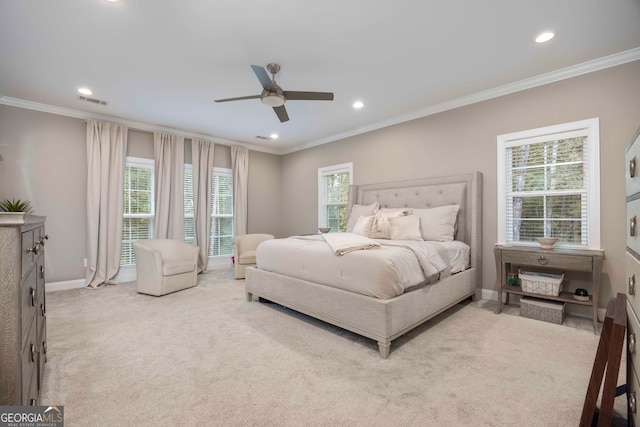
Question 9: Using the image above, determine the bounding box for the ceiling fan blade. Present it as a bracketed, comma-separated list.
[251, 65, 274, 90]
[283, 91, 334, 101]
[273, 105, 289, 122]
[214, 95, 261, 103]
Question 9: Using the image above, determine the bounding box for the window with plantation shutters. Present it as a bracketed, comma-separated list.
[183, 166, 233, 257]
[183, 164, 195, 245]
[210, 168, 233, 256]
[497, 118, 600, 249]
[121, 157, 155, 265]
[318, 162, 353, 232]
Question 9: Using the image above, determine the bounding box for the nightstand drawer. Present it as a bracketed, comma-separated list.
[628, 198, 640, 255]
[501, 251, 592, 271]
[628, 302, 640, 385]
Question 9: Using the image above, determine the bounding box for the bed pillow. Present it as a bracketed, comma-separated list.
[389, 215, 423, 241]
[351, 215, 375, 237]
[412, 205, 460, 242]
[346, 202, 379, 232]
[369, 209, 408, 239]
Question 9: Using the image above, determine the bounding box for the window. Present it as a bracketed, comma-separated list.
[497, 118, 600, 249]
[121, 157, 155, 265]
[318, 162, 353, 232]
[210, 168, 233, 256]
[184, 164, 195, 245]
[183, 165, 233, 256]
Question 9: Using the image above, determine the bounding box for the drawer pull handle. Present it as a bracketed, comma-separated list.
[30, 398, 36, 406]
[38, 234, 49, 246]
[632, 157, 637, 178]
[631, 391, 637, 414]
[43, 341, 47, 362]
[40, 265, 44, 279]
[41, 303, 46, 317]
[630, 333, 637, 354]
[631, 275, 636, 295]
[537, 256, 549, 265]
[27, 245, 39, 255]
[632, 216, 637, 237]
[30, 287, 36, 307]
[30, 343, 36, 363]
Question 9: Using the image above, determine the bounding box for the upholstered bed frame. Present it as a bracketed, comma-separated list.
[245, 171, 483, 358]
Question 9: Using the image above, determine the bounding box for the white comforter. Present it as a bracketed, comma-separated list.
[256, 234, 467, 299]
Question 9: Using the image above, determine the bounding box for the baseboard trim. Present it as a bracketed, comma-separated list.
[46, 278, 86, 292]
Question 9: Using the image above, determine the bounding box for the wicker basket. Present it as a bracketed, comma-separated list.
[520, 296, 565, 325]
[518, 270, 564, 296]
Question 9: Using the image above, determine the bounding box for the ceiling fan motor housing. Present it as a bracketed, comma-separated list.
[261, 90, 286, 107]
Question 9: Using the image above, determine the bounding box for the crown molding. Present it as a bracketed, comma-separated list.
[0, 96, 281, 155]
[280, 47, 640, 155]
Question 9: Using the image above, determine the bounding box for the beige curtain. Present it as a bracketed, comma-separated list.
[231, 146, 248, 236]
[154, 132, 185, 239]
[86, 120, 128, 289]
[192, 138, 215, 272]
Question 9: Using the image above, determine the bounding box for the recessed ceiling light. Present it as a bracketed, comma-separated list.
[270, 133, 279, 139]
[77, 87, 92, 95]
[535, 31, 555, 43]
[104, 0, 121, 3]
[353, 101, 364, 109]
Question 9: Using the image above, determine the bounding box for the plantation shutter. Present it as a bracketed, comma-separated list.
[210, 170, 233, 256]
[184, 165, 195, 244]
[505, 129, 590, 246]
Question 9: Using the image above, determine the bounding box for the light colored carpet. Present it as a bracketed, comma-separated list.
[41, 268, 626, 426]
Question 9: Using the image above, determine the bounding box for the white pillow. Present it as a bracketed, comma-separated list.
[369, 209, 408, 239]
[346, 202, 379, 232]
[352, 215, 374, 237]
[389, 215, 423, 241]
[412, 205, 460, 242]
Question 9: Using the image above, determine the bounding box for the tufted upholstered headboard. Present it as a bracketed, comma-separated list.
[347, 172, 483, 273]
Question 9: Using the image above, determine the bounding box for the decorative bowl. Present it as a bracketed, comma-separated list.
[318, 227, 331, 234]
[536, 237, 558, 249]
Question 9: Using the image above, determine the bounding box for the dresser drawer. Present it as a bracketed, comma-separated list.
[20, 267, 37, 350]
[627, 131, 640, 197]
[20, 315, 37, 405]
[629, 361, 640, 427]
[627, 252, 640, 314]
[501, 251, 592, 272]
[21, 229, 34, 277]
[628, 198, 640, 255]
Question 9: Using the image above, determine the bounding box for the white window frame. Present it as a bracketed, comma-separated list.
[497, 118, 600, 249]
[210, 167, 233, 258]
[121, 156, 155, 265]
[318, 162, 353, 232]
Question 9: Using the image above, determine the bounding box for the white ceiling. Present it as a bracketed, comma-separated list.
[1, 1, 639, 155]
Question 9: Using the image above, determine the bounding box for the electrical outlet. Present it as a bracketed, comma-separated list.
[83, 258, 87, 267]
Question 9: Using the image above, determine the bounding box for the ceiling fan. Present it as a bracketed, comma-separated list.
[214, 63, 334, 123]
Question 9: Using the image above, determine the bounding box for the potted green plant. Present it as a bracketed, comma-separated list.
[0, 199, 34, 224]
[0, 199, 33, 214]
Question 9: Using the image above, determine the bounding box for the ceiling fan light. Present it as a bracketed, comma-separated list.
[262, 92, 285, 107]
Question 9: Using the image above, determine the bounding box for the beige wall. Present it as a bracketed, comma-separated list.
[0, 105, 87, 282]
[280, 60, 640, 308]
[0, 105, 282, 282]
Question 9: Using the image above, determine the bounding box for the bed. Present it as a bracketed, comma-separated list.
[245, 172, 482, 358]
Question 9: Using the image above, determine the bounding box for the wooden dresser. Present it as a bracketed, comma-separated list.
[626, 126, 640, 425]
[0, 214, 47, 406]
